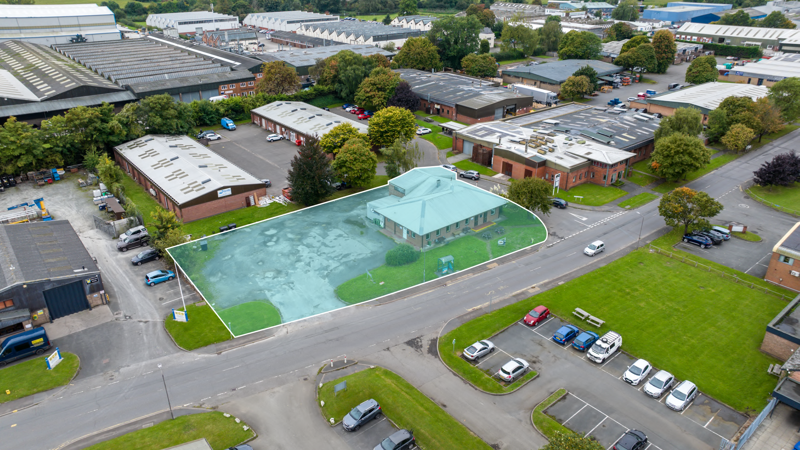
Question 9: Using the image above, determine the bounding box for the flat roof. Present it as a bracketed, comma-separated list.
[245, 11, 337, 22]
[267, 30, 335, 47]
[300, 21, 425, 40]
[266, 44, 394, 69]
[251, 101, 369, 136]
[115, 135, 262, 206]
[396, 69, 531, 109]
[719, 57, 800, 80]
[645, 82, 769, 114]
[677, 22, 800, 41]
[601, 39, 702, 56]
[147, 11, 237, 20]
[144, 35, 262, 70]
[652, 5, 716, 12]
[502, 59, 622, 84]
[0, 4, 113, 18]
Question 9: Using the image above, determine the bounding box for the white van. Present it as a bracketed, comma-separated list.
[587, 331, 622, 363]
[209, 95, 228, 103]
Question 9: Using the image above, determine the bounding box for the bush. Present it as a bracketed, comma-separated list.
[385, 244, 420, 266]
[493, 49, 526, 62]
[678, 41, 762, 59]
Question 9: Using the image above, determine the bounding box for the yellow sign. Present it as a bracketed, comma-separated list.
[31, 338, 43, 346]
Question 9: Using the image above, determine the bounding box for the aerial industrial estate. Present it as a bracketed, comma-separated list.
[2, 1, 800, 450]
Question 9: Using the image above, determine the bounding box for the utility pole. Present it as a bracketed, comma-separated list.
[158, 364, 174, 420]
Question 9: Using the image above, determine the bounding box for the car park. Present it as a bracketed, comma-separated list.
[342, 399, 382, 431]
[643, 370, 675, 398]
[130, 248, 160, 266]
[266, 134, 283, 142]
[584, 240, 605, 256]
[683, 233, 712, 249]
[694, 230, 722, 245]
[523, 305, 550, 326]
[441, 164, 457, 172]
[117, 233, 150, 252]
[552, 324, 579, 344]
[571, 330, 599, 352]
[350, 108, 364, 115]
[416, 127, 431, 135]
[374, 429, 415, 450]
[358, 113, 372, 120]
[711, 226, 731, 240]
[666, 380, 698, 411]
[622, 359, 652, 386]
[552, 198, 568, 209]
[463, 340, 495, 360]
[587, 331, 622, 363]
[613, 430, 648, 450]
[119, 225, 147, 240]
[498, 358, 529, 382]
[459, 170, 480, 180]
[342, 103, 353, 109]
[145, 269, 174, 286]
[331, 179, 349, 190]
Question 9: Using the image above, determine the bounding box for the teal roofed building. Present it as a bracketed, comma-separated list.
[367, 167, 507, 248]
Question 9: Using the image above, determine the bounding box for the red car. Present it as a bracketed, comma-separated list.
[351, 108, 364, 115]
[523, 305, 550, 326]
[358, 113, 372, 120]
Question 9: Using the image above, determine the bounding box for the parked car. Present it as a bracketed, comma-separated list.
[627, 97, 638, 102]
[682, 233, 712, 249]
[623, 359, 652, 386]
[703, 228, 727, 242]
[261, 179, 272, 188]
[666, 380, 698, 411]
[227, 445, 253, 450]
[131, 248, 160, 266]
[196, 130, 216, 139]
[694, 230, 722, 245]
[331, 179, 349, 190]
[358, 113, 372, 120]
[205, 132, 222, 141]
[613, 430, 648, 450]
[711, 226, 731, 240]
[572, 330, 599, 352]
[523, 305, 550, 326]
[145, 269, 174, 286]
[459, 170, 480, 180]
[374, 429, 415, 450]
[498, 358, 529, 382]
[266, 134, 283, 142]
[119, 225, 148, 241]
[643, 370, 674, 398]
[668, 83, 683, 90]
[221, 117, 236, 130]
[350, 108, 364, 115]
[552, 198, 568, 209]
[552, 324, 580, 345]
[0, 328, 51, 366]
[345, 106, 359, 112]
[416, 127, 432, 135]
[463, 340, 495, 360]
[441, 164, 457, 172]
[584, 240, 605, 257]
[587, 331, 622, 363]
[117, 233, 150, 252]
[342, 103, 353, 109]
[342, 399, 381, 431]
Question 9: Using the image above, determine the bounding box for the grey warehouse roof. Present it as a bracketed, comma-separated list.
[395, 69, 531, 109]
[267, 30, 336, 47]
[644, 82, 768, 114]
[0, 4, 112, 18]
[115, 135, 262, 206]
[502, 59, 623, 84]
[300, 21, 425, 41]
[147, 11, 238, 22]
[245, 11, 337, 23]
[251, 101, 368, 136]
[204, 30, 258, 41]
[264, 44, 394, 69]
[0, 220, 100, 292]
[677, 22, 800, 41]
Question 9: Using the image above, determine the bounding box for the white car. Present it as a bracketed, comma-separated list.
[441, 164, 457, 172]
[498, 358, 529, 382]
[584, 240, 605, 256]
[345, 106, 359, 112]
[666, 380, 698, 411]
[416, 127, 432, 135]
[643, 370, 674, 398]
[622, 359, 652, 386]
[627, 97, 638, 102]
[266, 134, 283, 142]
[205, 132, 222, 141]
[463, 340, 495, 361]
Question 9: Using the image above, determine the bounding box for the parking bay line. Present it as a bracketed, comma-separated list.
[562, 404, 588, 425]
[585, 416, 607, 438]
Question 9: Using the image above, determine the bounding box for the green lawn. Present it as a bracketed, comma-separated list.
[184, 202, 301, 238]
[618, 193, 658, 209]
[748, 183, 800, 215]
[733, 230, 762, 242]
[84, 412, 254, 450]
[558, 184, 627, 206]
[627, 171, 657, 187]
[319, 367, 492, 450]
[164, 302, 231, 350]
[498, 57, 532, 65]
[652, 154, 740, 194]
[532, 389, 571, 439]
[454, 160, 498, 177]
[120, 175, 165, 234]
[416, 120, 454, 150]
[217, 301, 282, 336]
[325, 175, 390, 201]
[415, 111, 465, 125]
[446, 151, 455, 158]
[750, 124, 799, 151]
[0, 352, 79, 403]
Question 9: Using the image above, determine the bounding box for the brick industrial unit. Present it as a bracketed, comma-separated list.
[114, 135, 265, 223]
[0, 4, 121, 46]
[397, 69, 534, 124]
[260, 44, 394, 76]
[0, 220, 106, 337]
[201, 30, 259, 50]
[145, 11, 240, 34]
[250, 101, 368, 145]
[630, 82, 769, 122]
[718, 53, 800, 86]
[501, 59, 623, 94]
[766, 222, 800, 293]
[676, 22, 800, 52]
[243, 11, 338, 32]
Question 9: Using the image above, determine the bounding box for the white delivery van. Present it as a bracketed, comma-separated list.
[587, 331, 622, 363]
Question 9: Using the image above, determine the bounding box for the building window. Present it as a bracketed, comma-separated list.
[411, 232, 416, 238]
[456, 221, 460, 229]
[240, 82, 246, 87]
[257, 73, 263, 78]
[573, 176, 576, 182]
[780, 255, 795, 265]
[220, 85, 228, 89]
[603, 174, 607, 181]
[248, 81, 254, 86]
[446, 225, 451, 232]
[579, 173, 582, 180]
[465, 219, 469, 225]
[591, 172, 595, 178]
[426, 233, 430, 239]
[490, 208, 496, 215]
[545, 173, 549, 180]
[0, 299, 12, 310]
[436, 229, 441, 236]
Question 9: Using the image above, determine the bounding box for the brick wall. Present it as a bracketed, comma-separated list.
[761, 332, 799, 361]
[383, 209, 500, 247]
[419, 99, 457, 121]
[456, 114, 496, 125]
[219, 79, 256, 98]
[765, 253, 800, 292]
[180, 188, 265, 223]
[718, 73, 778, 88]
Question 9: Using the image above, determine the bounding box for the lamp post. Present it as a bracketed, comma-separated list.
[636, 211, 645, 249]
[158, 364, 174, 420]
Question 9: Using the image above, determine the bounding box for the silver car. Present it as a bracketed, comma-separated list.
[643, 370, 674, 398]
[459, 170, 480, 180]
[498, 358, 529, 382]
[584, 240, 605, 256]
[463, 340, 495, 361]
[666, 380, 698, 411]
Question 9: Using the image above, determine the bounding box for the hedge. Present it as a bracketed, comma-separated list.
[385, 244, 421, 266]
[677, 40, 763, 59]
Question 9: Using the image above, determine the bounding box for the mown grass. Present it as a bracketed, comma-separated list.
[732, 231, 763, 242]
[454, 160, 498, 177]
[217, 301, 282, 337]
[164, 302, 231, 350]
[627, 171, 657, 187]
[415, 120, 453, 150]
[0, 352, 79, 403]
[532, 389, 571, 439]
[559, 183, 627, 206]
[618, 193, 658, 209]
[748, 182, 800, 215]
[652, 154, 740, 194]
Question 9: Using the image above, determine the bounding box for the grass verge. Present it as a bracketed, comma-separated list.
[446, 151, 455, 158]
[559, 183, 627, 206]
[415, 120, 453, 150]
[651, 154, 740, 194]
[732, 231, 763, 242]
[454, 160, 498, 176]
[319, 367, 492, 450]
[619, 193, 658, 209]
[164, 302, 231, 350]
[0, 352, 79, 403]
[627, 171, 657, 187]
[217, 301, 282, 336]
[532, 389, 570, 439]
[748, 182, 800, 216]
[84, 411, 254, 450]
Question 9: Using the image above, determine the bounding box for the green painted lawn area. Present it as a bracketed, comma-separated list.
[559, 184, 627, 206]
[416, 120, 453, 150]
[454, 160, 498, 176]
[84, 411, 254, 450]
[533, 389, 570, 439]
[627, 171, 657, 187]
[184, 202, 301, 238]
[652, 153, 740, 194]
[319, 367, 492, 450]
[164, 302, 231, 350]
[0, 352, 79, 403]
[490, 225, 547, 258]
[749, 182, 800, 215]
[618, 193, 658, 209]
[733, 231, 762, 242]
[218, 301, 282, 336]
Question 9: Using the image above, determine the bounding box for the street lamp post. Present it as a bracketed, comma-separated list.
[636, 212, 645, 249]
[158, 364, 175, 420]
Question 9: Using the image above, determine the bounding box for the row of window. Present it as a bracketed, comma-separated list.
[417, 211, 496, 239]
[219, 82, 255, 89]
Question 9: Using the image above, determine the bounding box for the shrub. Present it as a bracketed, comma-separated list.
[494, 49, 526, 62]
[677, 41, 762, 59]
[385, 244, 420, 266]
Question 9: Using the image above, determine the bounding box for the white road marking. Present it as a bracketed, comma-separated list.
[222, 365, 241, 372]
[585, 416, 607, 437]
[563, 404, 588, 425]
[569, 212, 588, 221]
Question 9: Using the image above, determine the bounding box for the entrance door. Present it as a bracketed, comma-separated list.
[502, 162, 512, 176]
[402, 227, 408, 240]
[463, 141, 474, 156]
[43, 280, 90, 321]
[524, 169, 532, 178]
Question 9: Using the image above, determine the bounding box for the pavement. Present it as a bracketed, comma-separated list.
[742, 402, 800, 450]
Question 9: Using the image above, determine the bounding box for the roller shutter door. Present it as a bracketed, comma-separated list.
[43, 281, 90, 321]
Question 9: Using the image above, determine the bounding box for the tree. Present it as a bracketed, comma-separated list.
[500, 23, 540, 56]
[149, 209, 182, 241]
[540, 21, 563, 52]
[480, 39, 491, 54]
[769, 77, 800, 122]
[621, 35, 649, 54]
[387, 81, 420, 112]
[136, 94, 195, 135]
[287, 136, 336, 206]
[382, 13, 392, 25]
[614, 43, 658, 73]
[368, 107, 417, 148]
[83, 148, 102, 173]
[721, 123, 755, 152]
[705, 109, 729, 143]
[605, 22, 634, 41]
[713, 10, 754, 26]
[658, 187, 723, 235]
[0, 117, 60, 176]
[319, 123, 366, 154]
[557, 31, 601, 60]
[653, 107, 703, 141]
[560, 75, 592, 101]
[393, 37, 442, 71]
[319, 50, 378, 102]
[572, 65, 599, 92]
[398, 0, 418, 16]
[753, 152, 800, 189]
[651, 133, 711, 181]
[466, 4, 496, 28]
[541, 432, 604, 450]
[757, 11, 796, 29]
[461, 53, 498, 77]
[96, 154, 124, 197]
[383, 138, 422, 178]
[428, 16, 483, 69]
[332, 137, 378, 187]
[255, 61, 300, 95]
[191, 100, 222, 127]
[506, 176, 553, 215]
[611, 0, 638, 21]
[546, 15, 561, 23]
[651, 29, 677, 74]
[151, 227, 187, 269]
[685, 55, 718, 84]
[751, 97, 784, 142]
[355, 66, 402, 111]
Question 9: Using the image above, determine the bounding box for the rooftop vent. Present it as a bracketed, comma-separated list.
[201, 178, 212, 184]
[169, 156, 179, 161]
[291, 109, 297, 112]
[143, 137, 154, 142]
[199, 165, 207, 168]
[169, 144, 178, 148]
[326, 122, 333, 126]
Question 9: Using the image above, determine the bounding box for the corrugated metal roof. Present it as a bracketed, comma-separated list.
[502, 59, 622, 85]
[244, 11, 336, 23]
[147, 11, 237, 21]
[396, 69, 529, 109]
[646, 82, 768, 113]
[678, 22, 800, 41]
[0, 4, 113, 18]
[0, 90, 136, 117]
[266, 44, 393, 69]
[251, 101, 368, 136]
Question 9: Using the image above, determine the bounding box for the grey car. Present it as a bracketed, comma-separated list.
[459, 170, 480, 180]
[343, 399, 381, 431]
[374, 429, 415, 450]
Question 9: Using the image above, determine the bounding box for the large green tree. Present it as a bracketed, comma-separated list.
[319, 123, 366, 155]
[540, 21, 563, 53]
[354, 66, 402, 111]
[651, 133, 711, 181]
[685, 55, 718, 84]
[287, 136, 336, 206]
[255, 61, 300, 95]
[0, 117, 61, 175]
[461, 53, 498, 77]
[611, 0, 638, 21]
[466, 3, 496, 28]
[752, 97, 785, 142]
[769, 77, 800, 122]
[136, 94, 195, 135]
[572, 65, 599, 92]
[383, 138, 422, 178]
[721, 123, 755, 152]
[332, 137, 377, 187]
[368, 106, 417, 148]
[713, 10, 754, 26]
[705, 108, 729, 143]
[621, 35, 649, 54]
[398, 0, 418, 16]
[500, 23, 540, 56]
[319, 50, 378, 102]
[428, 16, 483, 69]
[651, 29, 677, 74]
[393, 37, 442, 71]
[506, 176, 553, 215]
[757, 11, 796, 28]
[560, 75, 592, 101]
[558, 31, 601, 60]
[653, 107, 703, 141]
[605, 22, 634, 41]
[658, 187, 723, 235]
[614, 44, 658, 73]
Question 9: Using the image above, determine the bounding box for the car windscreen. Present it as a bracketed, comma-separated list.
[348, 406, 363, 420]
[649, 377, 665, 389]
[672, 389, 687, 401]
[466, 345, 478, 354]
[380, 438, 395, 450]
[529, 310, 540, 318]
[629, 365, 643, 376]
[590, 342, 607, 354]
[588, 244, 597, 250]
[137, 251, 148, 258]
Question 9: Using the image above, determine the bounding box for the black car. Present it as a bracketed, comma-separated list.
[613, 430, 647, 450]
[130, 248, 160, 266]
[117, 233, 150, 252]
[374, 429, 415, 450]
[261, 179, 272, 188]
[694, 230, 722, 245]
[342, 398, 381, 431]
[552, 198, 568, 209]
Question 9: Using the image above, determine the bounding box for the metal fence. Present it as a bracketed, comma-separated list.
[720, 438, 735, 450]
[93, 215, 141, 238]
[746, 187, 800, 217]
[648, 244, 791, 302]
[732, 397, 778, 450]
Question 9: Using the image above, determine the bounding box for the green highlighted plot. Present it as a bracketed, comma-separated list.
[165, 303, 231, 350]
[218, 301, 282, 336]
[0, 352, 79, 403]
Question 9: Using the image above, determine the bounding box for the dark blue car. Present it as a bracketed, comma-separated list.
[553, 325, 580, 345]
[683, 233, 712, 249]
[572, 330, 599, 352]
